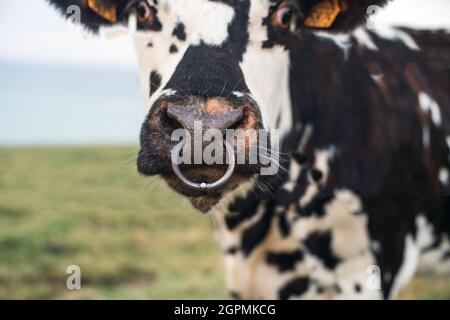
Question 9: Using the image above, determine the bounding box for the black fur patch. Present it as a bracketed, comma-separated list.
[169, 44, 178, 53]
[229, 291, 241, 300]
[292, 152, 308, 165]
[241, 204, 274, 256]
[172, 22, 187, 41]
[226, 246, 239, 255]
[138, 4, 162, 31]
[266, 250, 304, 272]
[310, 169, 323, 182]
[297, 189, 334, 218]
[316, 286, 325, 294]
[149, 71, 162, 97]
[225, 195, 260, 230]
[47, 0, 168, 32]
[304, 230, 341, 269]
[278, 212, 290, 238]
[279, 277, 310, 300]
[47, 0, 129, 32]
[276, 189, 295, 207]
[333, 283, 342, 294]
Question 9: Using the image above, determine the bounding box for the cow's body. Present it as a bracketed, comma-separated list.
[211, 27, 450, 299]
[47, 0, 450, 299]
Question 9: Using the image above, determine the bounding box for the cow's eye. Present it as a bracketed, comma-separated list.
[136, 1, 152, 22]
[273, 5, 295, 30]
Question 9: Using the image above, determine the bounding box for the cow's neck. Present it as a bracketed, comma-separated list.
[207, 32, 352, 261]
[209, 75, 297, 259]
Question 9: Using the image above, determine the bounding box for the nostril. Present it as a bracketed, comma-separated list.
[228, 117, 243, 130]
[167, 104, 194, 130]
[164, 109, 184, 130]
[222, 106, 244, 130]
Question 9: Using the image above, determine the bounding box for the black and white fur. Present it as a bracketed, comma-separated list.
[48, 0, 450, 299]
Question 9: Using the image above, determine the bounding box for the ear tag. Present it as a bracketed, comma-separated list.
[87, 0, 117, 23]
[304, 0, 341, 29]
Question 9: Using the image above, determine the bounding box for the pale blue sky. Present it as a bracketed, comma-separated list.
[0, 0, 137, 68]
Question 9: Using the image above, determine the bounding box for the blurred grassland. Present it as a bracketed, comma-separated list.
[0, 147, 448, 299]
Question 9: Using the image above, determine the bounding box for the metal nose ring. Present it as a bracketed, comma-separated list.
[171, 140, 236, 191]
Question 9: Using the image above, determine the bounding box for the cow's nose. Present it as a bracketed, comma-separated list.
[167, 98, 244, 133]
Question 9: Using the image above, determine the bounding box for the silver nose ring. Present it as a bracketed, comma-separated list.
[171, 141, 236, 191]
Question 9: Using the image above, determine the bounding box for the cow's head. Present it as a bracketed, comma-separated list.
[48, 0, 389, 212]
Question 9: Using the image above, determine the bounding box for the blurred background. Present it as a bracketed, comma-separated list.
[0, 0, 449, 299]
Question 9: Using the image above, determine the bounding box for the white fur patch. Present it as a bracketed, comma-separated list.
[418, 91, 442, 126]
[390, 235, 420, 298]
[438, 167, 449, 186]
[371, 74, 384, 83]
[353, 27, 379, 51]
[240, 45, 292, 132]
[167, 0, 235, 46]
[299, 147, 336, 207]
[415, 215, 436, 250]
[375, 27, 420, 51]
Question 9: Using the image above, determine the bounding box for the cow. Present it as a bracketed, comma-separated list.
[47, 0, 450, 299]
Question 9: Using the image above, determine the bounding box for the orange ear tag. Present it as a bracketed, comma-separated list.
[304, 0, 342, 29]
[87, 0, 117, 23]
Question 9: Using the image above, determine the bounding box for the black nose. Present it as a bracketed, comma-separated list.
[167, 97, 244, 133]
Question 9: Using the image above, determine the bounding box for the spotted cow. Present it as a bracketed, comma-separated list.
[48, 0, 450, 299]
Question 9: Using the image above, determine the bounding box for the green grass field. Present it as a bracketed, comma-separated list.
[0, 147, 449, 299]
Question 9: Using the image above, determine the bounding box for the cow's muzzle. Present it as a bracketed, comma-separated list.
[137, 94, 263, 211]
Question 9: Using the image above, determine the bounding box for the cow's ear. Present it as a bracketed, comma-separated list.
[272, 0, 390, 33]
[47, 0, 120, 31]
